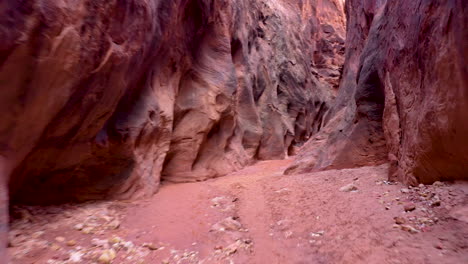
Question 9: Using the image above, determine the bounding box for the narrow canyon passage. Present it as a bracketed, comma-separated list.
[1, 0, 467, 263]
[8, 161, 468, 264]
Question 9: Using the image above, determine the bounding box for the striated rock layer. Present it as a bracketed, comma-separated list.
[0, 0, 345, 206]
[287, 0, 468, 185]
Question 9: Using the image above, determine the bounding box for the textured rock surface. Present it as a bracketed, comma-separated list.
[286, 0, 388, 174]
[0, 0, 346, 206]
[287, 0, 468, 185]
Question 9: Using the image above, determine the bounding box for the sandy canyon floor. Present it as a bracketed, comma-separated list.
[7, 160, 468, 264]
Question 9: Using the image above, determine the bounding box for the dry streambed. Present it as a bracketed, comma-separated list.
[7, 161, 468, 264]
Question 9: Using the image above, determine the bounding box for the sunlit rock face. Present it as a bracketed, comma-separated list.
[0, 0, 345, 205]
[287, 0, 468, 185]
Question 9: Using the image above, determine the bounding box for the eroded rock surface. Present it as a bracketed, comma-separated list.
[287, 0, 468, 185]
[0, 0, 345, 204]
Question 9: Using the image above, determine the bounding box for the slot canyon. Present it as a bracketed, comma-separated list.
[0, 0, 467, 263]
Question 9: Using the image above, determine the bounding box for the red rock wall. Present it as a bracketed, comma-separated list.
[0, 0, 345, 205]
[380, 0, 468, 184]
[287, 0, 468, 185]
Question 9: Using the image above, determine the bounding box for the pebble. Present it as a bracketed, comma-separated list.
[82, 227, 94, 234]
[400, 188, 410, 194]
[67, 240, 77, 247]
[403, 203, 416, 212]
[108, 220, 120, 230]
[55, 237, 65, 243]
[91, 238, 109, 248]
[310, 231, 325, 237]
[394, 217, 406, 225]
[108, 236, 122, 245]
[433, 181, 444, 187]
[339, 184, 357, 192]
[50, 244, 61, 251]
[98, 249, 116, 264]
[400, 225, 419, 234]
[74, 223, 84, 231]
[122, 241, 135, 250]
[431, 196, 441, 207]
[69, 251, 83, 263]
[143, 243, 158, 250]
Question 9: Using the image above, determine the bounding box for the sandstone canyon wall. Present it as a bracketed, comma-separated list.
[0, 0, 345, 206]
[287, 0, 468, 185]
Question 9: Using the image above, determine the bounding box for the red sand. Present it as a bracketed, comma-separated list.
[8, 160, 468, 263]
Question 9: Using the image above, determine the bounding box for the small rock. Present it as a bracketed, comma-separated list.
[310, 231, 325, 237]
[108, 220, 120, 230]
[400, 188, 410, 194]
[74, 223, 84, 231]
[434, 243, 443, 250]
[98, 249, 116, 264]
[224, 244, 237, 255]
[275, 188, 290, 194]
[108, 236, 121, 245]
[82, 227, 94, 234]
[430, 200, 441, 207]
[401, 225, 419, 234]
[122, 241, 135, 250]
[50, 243, 61, 251]
[403, 203, 416, 212]
[339, 184, 357, 192]
[91, 238, 109, 248]
[419, 184, 425, 188]
[55, 237, 65, 243]
[418, 217, 434, 225]
[143, 243, 158, 250]
[67, 240, 77, 247]
[433, 181, 444, 187]
[394, 217, 406, 225]
[69, 251, 83, 263]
